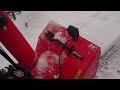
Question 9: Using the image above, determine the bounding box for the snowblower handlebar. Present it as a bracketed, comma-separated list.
[0, 46, 20, 69]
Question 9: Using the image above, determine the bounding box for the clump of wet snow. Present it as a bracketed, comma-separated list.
[3, 67, 9, 73]
[54, 32, 68, 43]
[14, 70, 24, 77]
[35, 51, 59, 79]
[36, 53, 48, 71]
[36, 51, 59, 70]
[54, 74, 59, 79]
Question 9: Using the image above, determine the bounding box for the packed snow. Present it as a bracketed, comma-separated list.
[54, 31, 68, 43]
[33, 51, 59, 79]
[1, 11, 120, 79]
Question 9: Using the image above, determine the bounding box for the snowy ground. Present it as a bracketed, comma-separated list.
[1, 11, 120, 79]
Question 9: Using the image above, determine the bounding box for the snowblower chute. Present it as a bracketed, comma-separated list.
[0, 11, 36, 68]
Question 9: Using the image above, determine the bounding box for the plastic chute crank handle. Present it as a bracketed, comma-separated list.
[72, 51, 83, 60]
[45, 31, 83, 60]
[53, 39, 83, 60]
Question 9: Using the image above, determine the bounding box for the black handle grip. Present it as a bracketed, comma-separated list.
[72, 51, 83, 60]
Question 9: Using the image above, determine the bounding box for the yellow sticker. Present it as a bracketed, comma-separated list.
[75, 69, 82, 79]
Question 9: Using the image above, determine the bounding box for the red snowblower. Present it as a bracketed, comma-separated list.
[0, 11, 101, 79]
